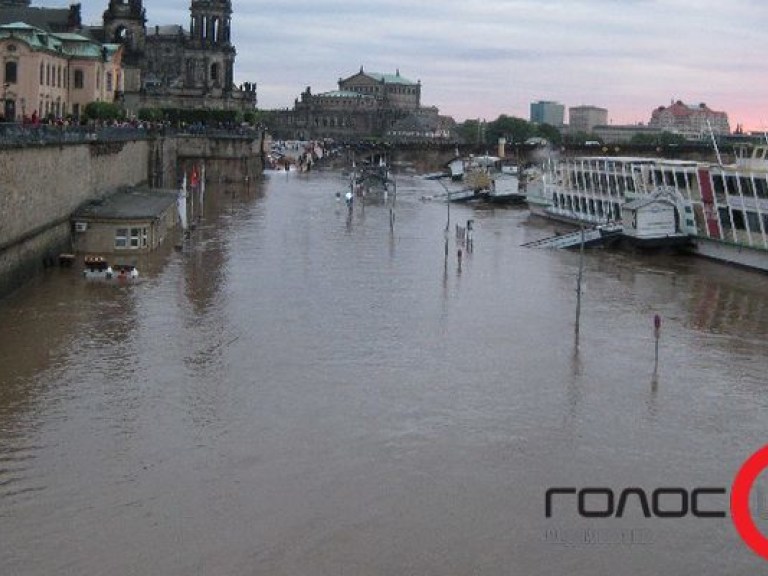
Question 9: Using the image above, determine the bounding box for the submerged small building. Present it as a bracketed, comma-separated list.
[72, 188, 178, 255]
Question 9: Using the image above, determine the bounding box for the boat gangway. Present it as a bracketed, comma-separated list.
[522, 226, 618, 249]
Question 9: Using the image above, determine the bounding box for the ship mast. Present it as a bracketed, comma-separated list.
[706, 119, 723, 166]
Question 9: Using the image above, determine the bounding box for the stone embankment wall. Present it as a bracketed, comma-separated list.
[176, 135, 264, 183]
[0, 133, 263, 298]
[0, 138, 177, 297]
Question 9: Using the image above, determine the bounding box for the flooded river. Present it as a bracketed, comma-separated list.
[1, 169, 767, 575]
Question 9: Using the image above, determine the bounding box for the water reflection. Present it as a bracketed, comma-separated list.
[1, 170, 767, 574]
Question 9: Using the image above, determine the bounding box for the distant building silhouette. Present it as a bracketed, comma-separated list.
[268, 67, 453, 141]
[649, 100, 730, 139]
[530, 100, 564, 127]
[569, 105, 608, 134]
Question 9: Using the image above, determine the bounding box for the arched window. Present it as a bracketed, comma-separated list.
[210, 63, 219, 82]
[212, 18, 219, 44]
[4, 61, 17, 84]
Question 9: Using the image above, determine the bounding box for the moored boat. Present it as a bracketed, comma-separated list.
[525, 146, 768, 271]
[436, 155, 524, 205]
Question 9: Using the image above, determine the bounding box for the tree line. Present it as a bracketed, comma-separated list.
[454, 115, 688, 147]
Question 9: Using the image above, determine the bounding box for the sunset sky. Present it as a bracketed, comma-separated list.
[76, 0, 768, 131]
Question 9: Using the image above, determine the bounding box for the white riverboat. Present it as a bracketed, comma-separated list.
[526, 146, 768, 271]
[437, 155, 525, 205]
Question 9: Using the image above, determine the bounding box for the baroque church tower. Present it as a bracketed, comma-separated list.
[98, 0, 255, 113]
[103, 0, 146, 61]
[102, 0, 146, 93]
[186, 0, 235, 94]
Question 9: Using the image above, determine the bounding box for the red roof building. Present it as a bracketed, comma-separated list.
[649, 100, 730, 139]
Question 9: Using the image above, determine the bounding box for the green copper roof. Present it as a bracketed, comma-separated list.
[364, 71, 417, 85]
[0, 22, 116, 59]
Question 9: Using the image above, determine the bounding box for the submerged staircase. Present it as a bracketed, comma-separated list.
[522, 227, 609, 249]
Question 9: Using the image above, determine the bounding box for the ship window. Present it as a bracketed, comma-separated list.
[731, 210, 745, 230]
[755, 178, 768, 199]
[718, 208, 731, 229]
[747, 211, 760, 233]
[740, 177, 755, 197]
[712, 175, 725, 195]
[115, 228, 128, 249]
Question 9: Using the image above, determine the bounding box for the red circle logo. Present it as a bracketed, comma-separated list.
[732, 445, 768, 561]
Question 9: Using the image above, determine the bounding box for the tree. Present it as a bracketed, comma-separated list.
[534, 123, 562, 146]
[456, 119, 484, 145]
[137, 108, 164, 122]
[83, 101, 123, 121]
[487, 115, 534, 146]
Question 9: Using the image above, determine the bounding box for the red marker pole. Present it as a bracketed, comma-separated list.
[654, 314, 662, 370]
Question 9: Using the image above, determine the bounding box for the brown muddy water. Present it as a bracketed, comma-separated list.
[1, 169, 767, 575]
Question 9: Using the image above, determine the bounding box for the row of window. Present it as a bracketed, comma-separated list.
[563, 162, 768, 204]
[566, 170, 637, 196]
[349, 86, 418, 96]
[115, 228, 148, 250]
[553, 194, 623, 222]
[3, 61, 117, 92]
[190, 15, 231, 44]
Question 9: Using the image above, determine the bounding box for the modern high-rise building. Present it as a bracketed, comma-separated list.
[530, 100, 564, 127]
[569, 105, 608, 134]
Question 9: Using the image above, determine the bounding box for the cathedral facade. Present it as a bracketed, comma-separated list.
[98, 0, 256, 114]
